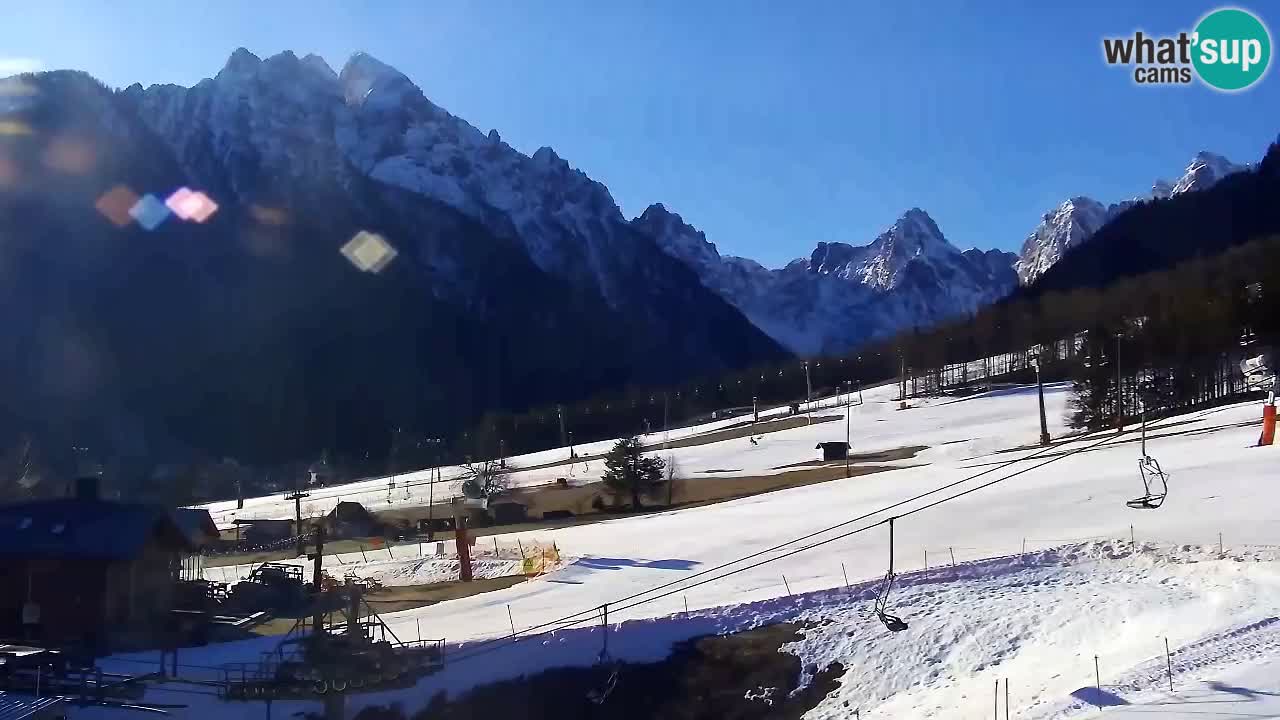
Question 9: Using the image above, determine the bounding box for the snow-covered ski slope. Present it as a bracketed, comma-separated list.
[110, 382, 1280, 719]
[197, 381, 1075, 526]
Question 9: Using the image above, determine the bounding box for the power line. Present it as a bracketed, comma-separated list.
[607, 426, 1130, 618]
[445, 419, 1147, 665]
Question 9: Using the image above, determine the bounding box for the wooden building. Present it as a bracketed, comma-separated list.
[815, 441, 850, 461]
[0, 479, 194, 649]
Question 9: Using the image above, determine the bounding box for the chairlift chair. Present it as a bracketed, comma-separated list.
[586, 605, 621, 704]
[874, 517, 909, 632]
[1126, 411, 1169, 510]
[587, 665, 619, 705]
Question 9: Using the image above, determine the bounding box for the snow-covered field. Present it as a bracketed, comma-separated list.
[92, 382, 1279, 719]
[196, 381, 1072, 527]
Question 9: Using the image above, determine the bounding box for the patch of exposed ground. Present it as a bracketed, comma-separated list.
[248, 576, 528, 637]
[771, 444, 927, 470]
[512, 414, 843, 474]
[350, 623, 845, 720]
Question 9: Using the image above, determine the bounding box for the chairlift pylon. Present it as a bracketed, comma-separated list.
[1126, 411, 1168, 510]
[586, 604, 620, 705]
[874, 517, 908, 633]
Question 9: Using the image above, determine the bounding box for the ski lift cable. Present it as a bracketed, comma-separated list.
[447, 418, 1099, 662]
[447, 421, 1147, 666]
[603, 423, 1135, 620]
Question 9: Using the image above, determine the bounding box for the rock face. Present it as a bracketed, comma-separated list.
[643, 147, 1248, 353]
[635, 205, 1017, 355]
[1015, 152, 1247, 285]
[0, 52, 787, 471]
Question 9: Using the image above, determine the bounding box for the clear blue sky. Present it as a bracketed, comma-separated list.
[6, 1, 1277, 266]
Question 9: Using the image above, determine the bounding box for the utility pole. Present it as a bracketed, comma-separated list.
[309, 524, 326, 633]
[803, 361, 813, 424]
[663, 391, 674, 506]
[663, 392, 670, 452]
[285, 482, 310, 559]
[752, 395, 759, 424]
[845, 382, 852, 479]
[556, 404, 568, 450]
[1035, 355, 1051, 445]
[414, 437, 440, 540]
[900, 353, 908, 409]
[1115, 333, 1124, 432]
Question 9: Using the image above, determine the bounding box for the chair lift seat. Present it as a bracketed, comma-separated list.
[1127, 455, 1169, 510]
[878, 611, 909, 633]
[587, 666, 619, 705]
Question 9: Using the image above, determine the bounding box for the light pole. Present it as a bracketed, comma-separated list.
[1115, 332, 1124, 432]
[803, 361, 813, 419]
[845, 381, 853, 478]
[1034, 356, 1051, 446]
[556, 404, 568, 450]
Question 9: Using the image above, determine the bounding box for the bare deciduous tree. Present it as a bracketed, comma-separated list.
[460, 458, 512, 499]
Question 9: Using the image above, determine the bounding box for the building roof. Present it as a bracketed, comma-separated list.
[328, 501, 375, 523]
[0, 498, 193, 561]
[0, 692, 64, 720]
[172, 508, 220, 546]
[232, 518, 293, 526]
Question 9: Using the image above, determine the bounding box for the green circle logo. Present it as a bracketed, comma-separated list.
[1192, 8, 1271, 91]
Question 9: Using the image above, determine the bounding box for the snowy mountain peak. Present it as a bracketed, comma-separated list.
[301, 53, 337, 81]
[891, 207, 951, 247]
[338, 51, 415, 107]
[807, 242, 861, 274]
[633, 203, 724, 275]
[850, 207, 959, 291]
[1167, 151, 1246, 195]
[1014, 196, 1110, 285]
[640, 203, 1016, 355]
[218, 47, 263, 78]
[1017, 151, 1247, 285]
[532, 146, 568, 170]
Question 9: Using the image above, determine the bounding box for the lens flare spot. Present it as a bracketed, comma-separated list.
[43, 136, 96, 175]
[0, 120, 33, 136]
[129, 194, 171, 231]
[0, 155, 17, 188]
[95, 185, 140, 227]
[249, 204, 289, 226]
[341, 231, 397, 273]
[166, 187, 219, 223]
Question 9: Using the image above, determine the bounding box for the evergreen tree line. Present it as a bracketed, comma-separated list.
[462, 232, 1280, 464]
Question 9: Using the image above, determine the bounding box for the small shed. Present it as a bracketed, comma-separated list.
[490, 501, 528, 526]
[325, 501, 380, 539]
[816, 441, 850, 461]
[236, 518, 294, 544]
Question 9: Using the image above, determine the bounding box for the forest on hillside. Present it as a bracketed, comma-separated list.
[2, 138, 1276, 505]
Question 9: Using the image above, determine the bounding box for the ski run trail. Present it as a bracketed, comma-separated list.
[88, 380, 1279, 719]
